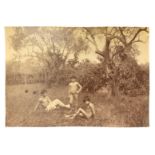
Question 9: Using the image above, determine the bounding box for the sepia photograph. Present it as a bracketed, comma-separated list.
[5, 27, 149, 127]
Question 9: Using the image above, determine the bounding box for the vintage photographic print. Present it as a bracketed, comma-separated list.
[5, 27, 149, 127]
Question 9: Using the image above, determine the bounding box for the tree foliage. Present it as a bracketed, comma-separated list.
[8, 27, 149, 96]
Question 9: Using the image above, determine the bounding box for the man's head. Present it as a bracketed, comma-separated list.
[83, 95, 90, 104]
[70, 76, 77, 82]
[40, 89, 47, 97]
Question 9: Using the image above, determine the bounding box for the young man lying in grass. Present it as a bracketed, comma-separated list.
[34, 89, 70, 112]
[65, 96, 95, 119]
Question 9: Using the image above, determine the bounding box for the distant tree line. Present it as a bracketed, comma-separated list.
[6, 58, 149, 96]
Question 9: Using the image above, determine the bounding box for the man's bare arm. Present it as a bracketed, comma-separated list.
[77, 83, 82, 93]
[46, 96, 52, 103]
[90, 104, 95, 116]
[34, 102, 40, 112]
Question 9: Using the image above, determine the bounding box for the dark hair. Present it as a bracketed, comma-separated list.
[70, 76, 76, 79]
[83, 96, 90, 103]
[40, 89, 47, 95]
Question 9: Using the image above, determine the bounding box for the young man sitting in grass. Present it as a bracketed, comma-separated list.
[65, 96, 95, 119]
[34, 89, 70, 112]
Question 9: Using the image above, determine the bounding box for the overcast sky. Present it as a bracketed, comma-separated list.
[5, 27, 149, 64]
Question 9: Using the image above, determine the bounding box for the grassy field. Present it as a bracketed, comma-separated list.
[6, 83, 149, 127]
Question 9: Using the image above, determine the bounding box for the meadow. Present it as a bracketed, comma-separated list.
[6, 83, 149, 127]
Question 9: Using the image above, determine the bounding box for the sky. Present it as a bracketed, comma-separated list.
[5, 27, 149, 65]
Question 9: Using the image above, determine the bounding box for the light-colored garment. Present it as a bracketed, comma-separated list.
[46, 99, 64, 111]
[39, 96, 65, 111]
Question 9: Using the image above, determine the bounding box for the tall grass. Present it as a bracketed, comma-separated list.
[6, 84, 149, 127]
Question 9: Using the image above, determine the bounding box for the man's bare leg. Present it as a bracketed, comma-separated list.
[69, 94, 74, 104]
[55, 99, 70, 109]
[74, 93, 79, 108]
[69, 108, 89, 119]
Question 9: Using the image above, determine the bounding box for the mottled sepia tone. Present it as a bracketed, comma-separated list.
[6, 27, 149, 127]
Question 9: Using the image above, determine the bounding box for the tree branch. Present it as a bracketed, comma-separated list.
[118, 27, 126, 44]
[132, 39, 144, 44]
[128, 27, 148, 45]
[95, 50, 105, 57]
[83, 28, 99, 51]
